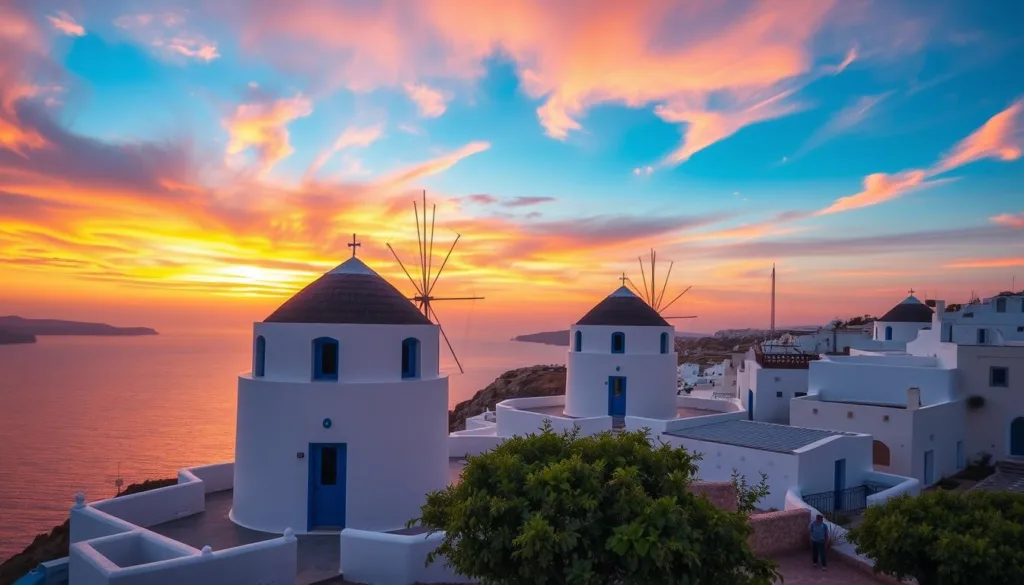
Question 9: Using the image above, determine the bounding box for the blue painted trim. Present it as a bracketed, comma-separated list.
[308, 443, 347, 530]
[1010, 417, 1024, 457]
[884, 326, 893, 341]
[610, 332, 625, 354]
[747, 390, 754, 420]
[401, 337, 420, 379]
[254, 335, 266, 377]
[660, 332, 668, 354]
[312, 337, 339, 381]
[574, 330, 582, 352]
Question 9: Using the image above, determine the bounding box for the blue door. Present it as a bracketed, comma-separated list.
[747, 390, 754, 420]
[833, 459, 846, 511]
[923, 450, 934, 485]
[308, 443, 346, 530]
[607, 376, 627, 416]
[1012, 418, 1024, 457]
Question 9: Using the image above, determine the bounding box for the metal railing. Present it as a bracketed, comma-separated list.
[802, 483, 889, 517]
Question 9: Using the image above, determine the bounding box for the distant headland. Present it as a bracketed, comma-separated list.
[0, 316, 158, 345]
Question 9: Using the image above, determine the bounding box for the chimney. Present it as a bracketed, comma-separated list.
[907, 387, 921, 410]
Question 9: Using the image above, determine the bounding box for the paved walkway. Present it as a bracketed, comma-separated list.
[970, 470, 1024, 493]
[773, 552, 889, 584]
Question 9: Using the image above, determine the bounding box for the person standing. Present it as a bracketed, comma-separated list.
[809, 514, 829, 570]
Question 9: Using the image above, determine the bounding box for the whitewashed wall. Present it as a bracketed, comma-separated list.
[565, 324, 678, 419]
[496, 396, 611, 437]
[659, 435, 798, 510]
[448, 434, 504, 458]
[233, 376, 449, 534]
[340, 529, 474, 585]
[958, 344, 1024, 459]
[909, 401, 965, 484]
[808, 357, 954, 406]
[747, 366, 808, 424]
[252, 322, 441, 382]
[873, 320, 929, 343]
[795, 434, 872, 496]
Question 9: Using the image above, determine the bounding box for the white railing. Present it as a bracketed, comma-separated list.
[340, 529, 474, 585]
[496, 396, 611, 437]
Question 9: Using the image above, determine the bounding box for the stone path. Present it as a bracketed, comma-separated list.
[970, 471, 1024, 493]
[773, 552, 890, 584]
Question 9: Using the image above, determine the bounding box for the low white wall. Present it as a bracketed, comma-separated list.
[448, 434, 504, 458]
[676, 395, 743, 412]
[864, 470, 920, 506]
[496, 396, 611, 437]
[624, 416, 669, 434]
[91, 481, 205, 529]
[70, 505, 139, 545]
[71, 530, 297, 585]
[663, 411, 744, 434]
[186, 462, 234, 493]
[449, 425, 497, 437]
[340, 529, 474, 585]
[796, 434, 873, 496]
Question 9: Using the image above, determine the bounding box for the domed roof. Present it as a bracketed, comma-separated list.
[264, 257, 431, 325]
[878, 295, 934, 323]
[575, 286, 670, 327]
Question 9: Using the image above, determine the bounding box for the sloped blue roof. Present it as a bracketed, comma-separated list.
[664, 420, 852, 453]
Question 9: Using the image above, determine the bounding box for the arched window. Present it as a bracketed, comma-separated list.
[254, 335, 266, 377]
[574, 330, 582, 352]
[610, 332, 625, 354]
[401, 337, 420, 379]
[884, 326, 893, 341]
[995, 297, 1006, 313]
[312, 337, 339, 381]
[660, 332, 669, 354]
[872, 440, 891, 467]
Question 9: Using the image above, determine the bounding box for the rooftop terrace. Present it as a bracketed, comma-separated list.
[521, 404, 721, 420]
[664, 420, 853, 453]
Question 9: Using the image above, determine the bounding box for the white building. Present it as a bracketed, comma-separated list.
[736, 347, 814, 425]
[872, 294, 934, 345]
[234, 256, 449, 534]
[791, 295, 1024, 487]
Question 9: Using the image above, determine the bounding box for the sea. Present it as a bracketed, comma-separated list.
[0, 332, 567, 561]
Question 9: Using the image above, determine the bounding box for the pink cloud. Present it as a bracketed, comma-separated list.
[47, 12, 85, 37]
[816, 170, 936, 216]
[305, 123, 384, 180]
[932, 98, 1024, 174]
[403, 83, 448, 118]
[991, 212, 1024, 228]
[223, 95, 314, 173]
[114, 12, 220, 63]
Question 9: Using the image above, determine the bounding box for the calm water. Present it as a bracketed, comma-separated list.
[0, 333, 565, 560]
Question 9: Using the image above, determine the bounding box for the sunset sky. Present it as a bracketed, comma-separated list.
[1, 0, 1023, 339]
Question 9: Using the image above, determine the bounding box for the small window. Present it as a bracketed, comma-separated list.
[990, 366, 1009, 388]
[313, 337, 340, 381]
[254, 335, 266, 377]
[574, 330, 583, 352]
[996, 298, 1007, 313]
[660, 332, 669, 354]
[321, 447, 338, 485]
[775, 391, 783, 398]
[401, 337, 420, 379]
[611, 332, 625, 354]
[884, 326, 893, 341]
[978, 329, 987, 345]
[795, 392, 807, 398]
[1017, 326, 1024, 333]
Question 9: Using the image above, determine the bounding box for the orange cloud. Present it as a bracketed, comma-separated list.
[816, 170, 934, 215]
[991, 212, 1024, 228]
[224, 95, 314, 173]
[47, 12, 85, 37]
[933, 99, 1023, 174]
[945, 258, 1024, 269]
[403, 83, 448, 118]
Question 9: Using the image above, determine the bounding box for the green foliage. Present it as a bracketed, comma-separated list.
[730, 469, 770, 514]
[414, 422, 779, 585]
[846, 490, 1024, 585]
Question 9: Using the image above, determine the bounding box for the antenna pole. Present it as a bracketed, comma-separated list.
[770, 263, 776, 337]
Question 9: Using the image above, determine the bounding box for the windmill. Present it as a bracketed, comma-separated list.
[625, 248, 697, 320]
[387, 190, 483, 374]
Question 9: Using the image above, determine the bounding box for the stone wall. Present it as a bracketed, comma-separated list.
[687, 481, 737, 512]
[747, 509, 811, 557]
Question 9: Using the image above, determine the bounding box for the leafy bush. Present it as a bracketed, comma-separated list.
[847, 490, 1024, 585]
[954, 452, 995, 481]
[935, 477, 959, 490]
[414, 423, 780, 585]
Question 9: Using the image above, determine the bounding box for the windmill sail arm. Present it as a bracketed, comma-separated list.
[386, 243, 424, 295]
[659, 285, 692, 313]
[426, 296, 485, 301]
[426, 234, 461, 296]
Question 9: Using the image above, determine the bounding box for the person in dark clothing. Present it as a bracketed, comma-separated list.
[809, 514, 829, 570]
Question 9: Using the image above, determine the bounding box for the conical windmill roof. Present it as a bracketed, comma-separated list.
[575, 286, 670, 327]
[264, 257, 431, 325]
[878, 295, 934, 324]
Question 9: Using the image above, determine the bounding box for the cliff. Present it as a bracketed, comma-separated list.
[0, 479, 175, 585]
[0, 328, 36, 345]
[448, 364, 566, 432]
[0, 316, 158, 337]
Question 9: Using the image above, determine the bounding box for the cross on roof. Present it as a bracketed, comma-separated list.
[620, 272, 628, 286]
[908, 287, 915, 295]
[348, 233, 361, 258]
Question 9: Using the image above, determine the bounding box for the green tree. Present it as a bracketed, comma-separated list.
[846, 490, 1024, 585]
[413, 423, 779, 585]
